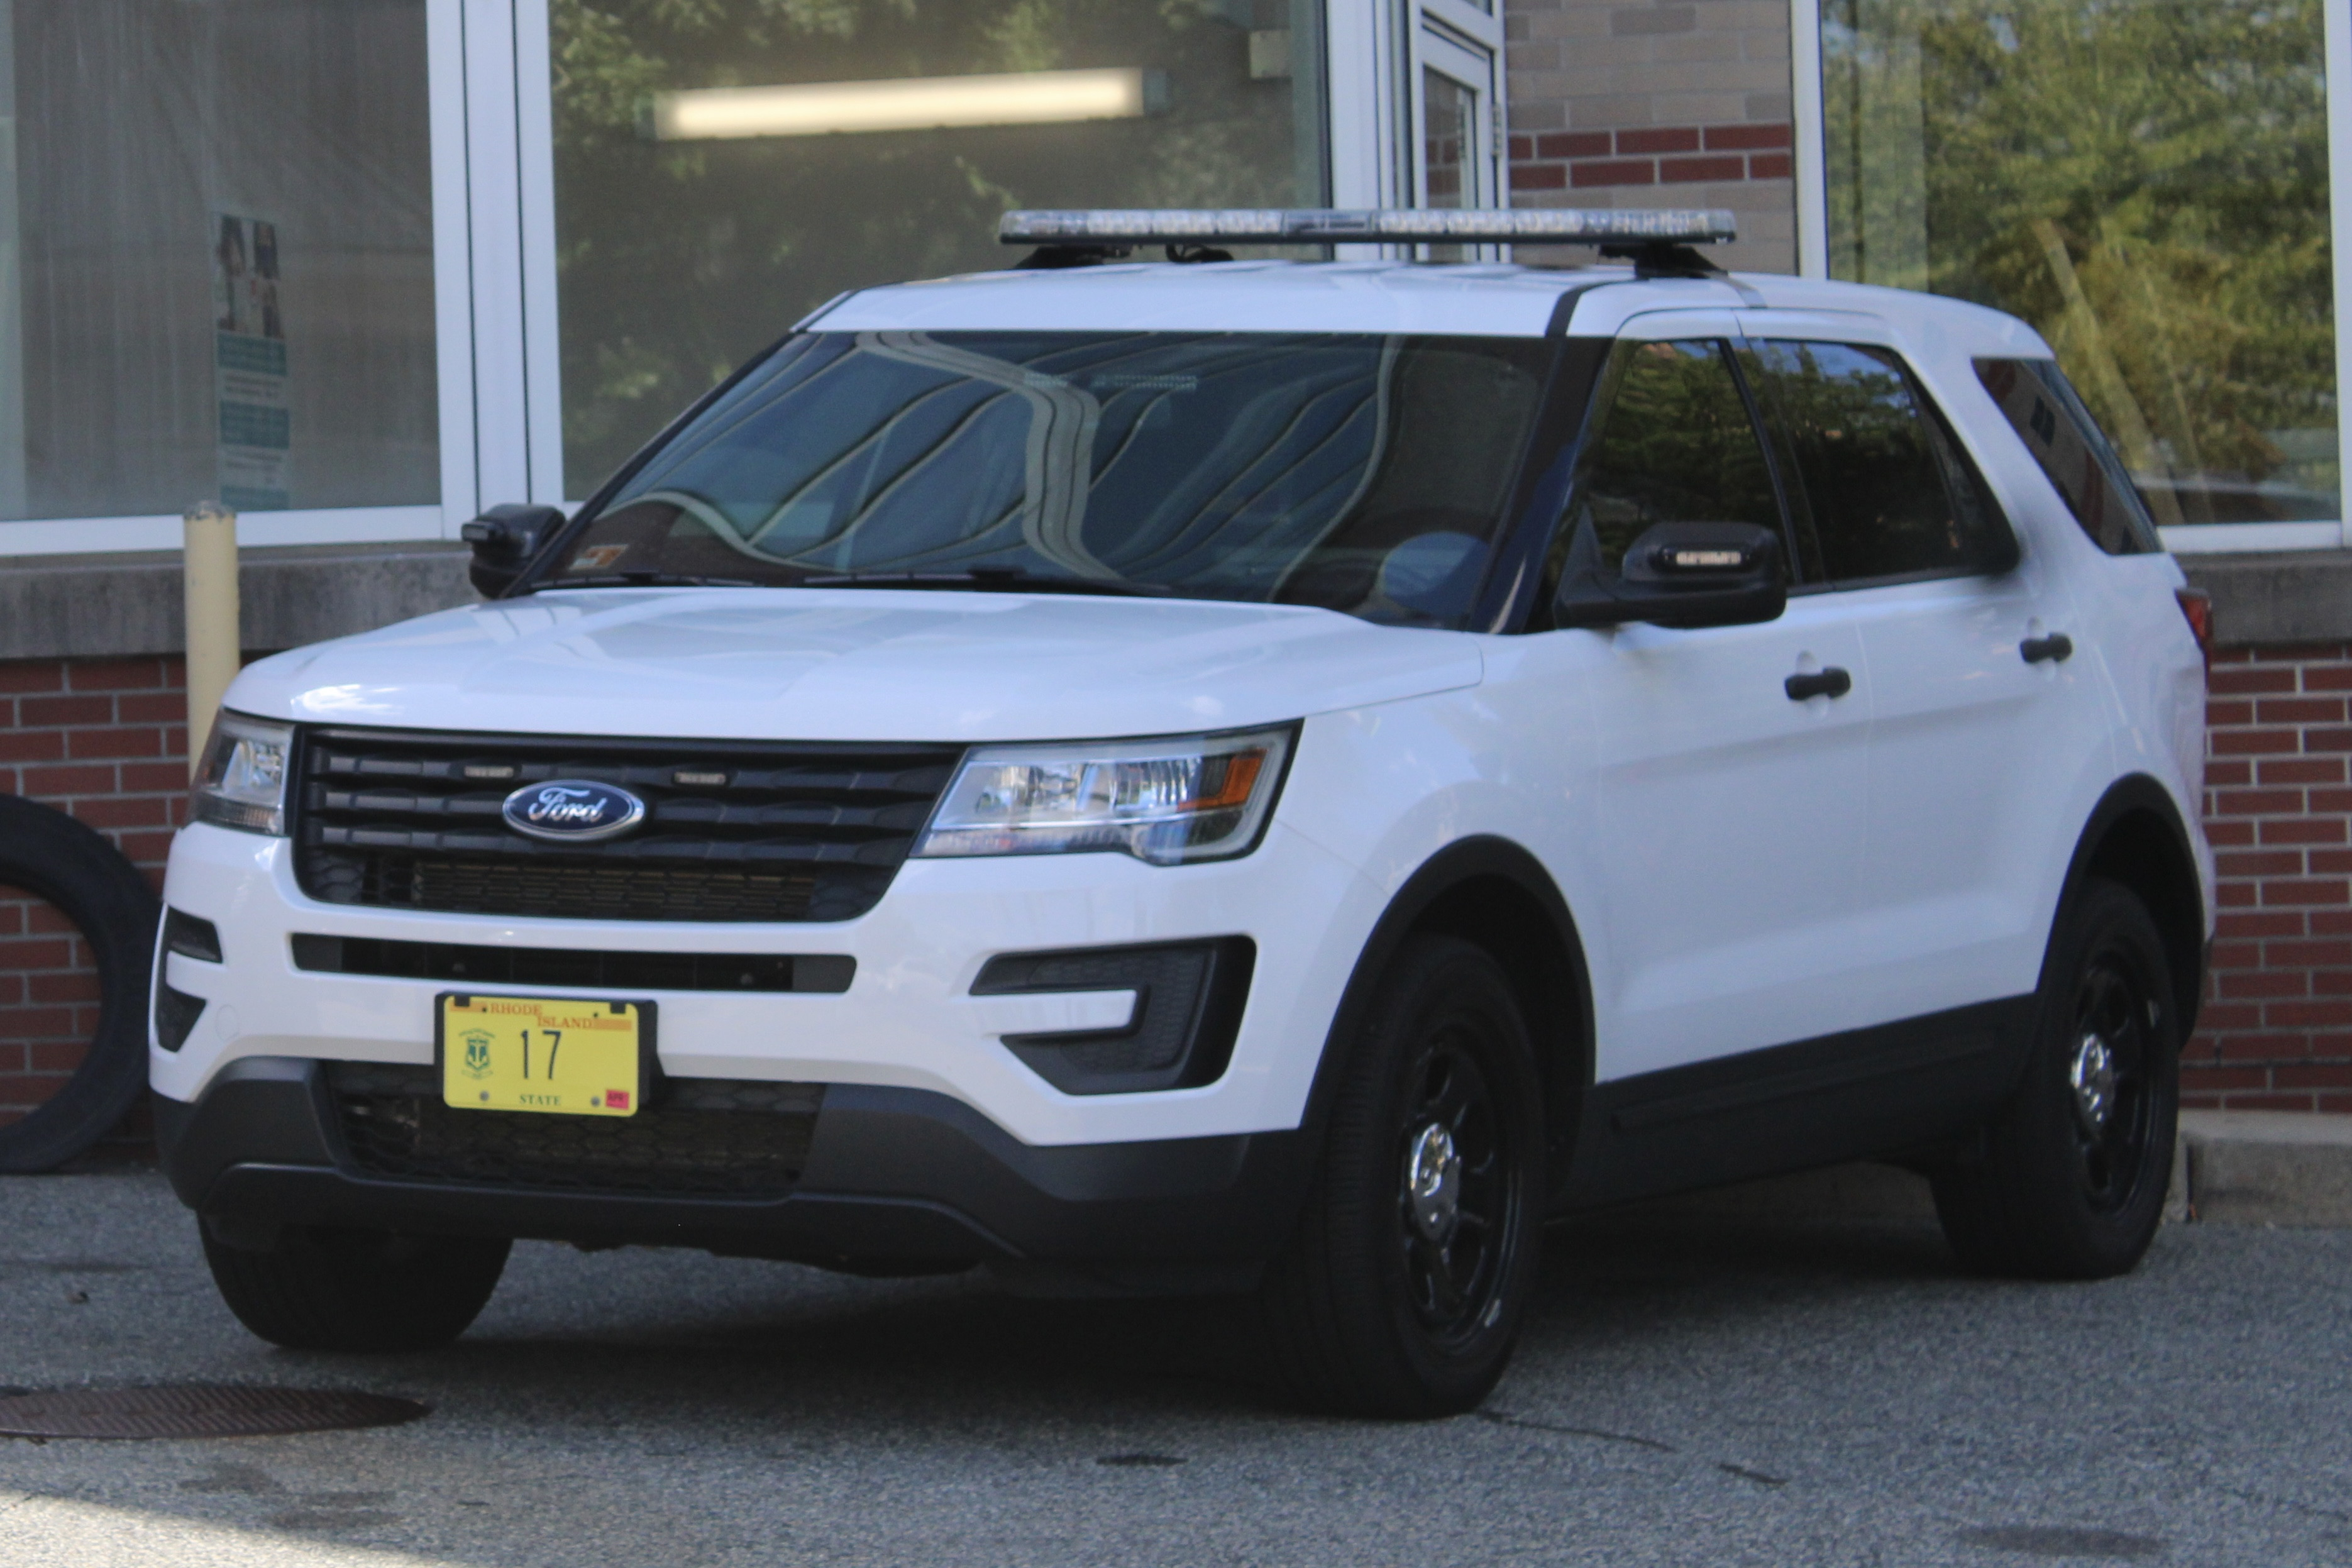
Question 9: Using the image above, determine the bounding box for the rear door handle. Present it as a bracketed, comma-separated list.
[2021, 632, 2073, 665]
[1784, 667, 1853, 701]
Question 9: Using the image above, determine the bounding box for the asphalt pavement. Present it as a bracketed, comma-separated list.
[0, 1168, 2345, 1567]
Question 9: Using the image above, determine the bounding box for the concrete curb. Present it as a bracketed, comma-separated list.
[1623, 1111, 2352, 1229]
[2180, 1110, 2352, 1227]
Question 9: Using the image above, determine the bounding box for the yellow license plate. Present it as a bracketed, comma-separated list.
[438, 994, 648, 1117]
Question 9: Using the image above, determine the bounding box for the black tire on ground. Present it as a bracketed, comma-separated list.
[201, 1223, 513, 1352]
[1933, 877, 2180, 1280]
[0, 793, 160, 1174]
[1260, 933, 1547, 1418]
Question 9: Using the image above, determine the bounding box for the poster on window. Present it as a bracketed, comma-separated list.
[213, 213, 289, 511]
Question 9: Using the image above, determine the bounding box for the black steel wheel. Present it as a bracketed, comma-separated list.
[1396, 1037, 1509, 1347]
[1933, 877, 2179, 1279]
[2069, 947, 2160, 1216]
[1261, 934, 1545, 1418]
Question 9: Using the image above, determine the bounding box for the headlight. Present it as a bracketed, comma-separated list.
[191, 712, 293, 836]
[913, 724, 1295, 866]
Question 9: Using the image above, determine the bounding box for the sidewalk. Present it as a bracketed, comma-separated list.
[1637, 1110, 2352, 1228]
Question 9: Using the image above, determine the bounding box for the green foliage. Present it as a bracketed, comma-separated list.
[1826, 0, 2336, 519]
[551, 0, 1311, 491]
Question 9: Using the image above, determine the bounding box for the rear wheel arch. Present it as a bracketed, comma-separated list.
[1306, 837, 1593, 1191]
[2057, 776, 2207, 1037]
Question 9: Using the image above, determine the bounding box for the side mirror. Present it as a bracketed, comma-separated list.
[461, 504, 566, 599]
[1553, 521, 1788, 631]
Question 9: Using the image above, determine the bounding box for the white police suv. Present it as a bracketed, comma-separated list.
[155, 209, 2212, 1417]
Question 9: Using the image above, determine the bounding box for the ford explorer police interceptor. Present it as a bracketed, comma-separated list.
[153, 209, 2212, 1417]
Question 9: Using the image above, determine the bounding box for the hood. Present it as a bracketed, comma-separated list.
[226, 587, 1484, 742]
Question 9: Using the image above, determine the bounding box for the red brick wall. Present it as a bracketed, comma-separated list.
[2187, 643, 2352, 1112]
[2, 649, 2344, 1114]
[1510, 121, 1794, 192]
[1, 656, 193, 880]
[1, 656, 189, 1147]
[1505, 0, 1799, 272]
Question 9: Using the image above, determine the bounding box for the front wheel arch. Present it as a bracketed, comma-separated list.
[1303, 837, 1593, 1200]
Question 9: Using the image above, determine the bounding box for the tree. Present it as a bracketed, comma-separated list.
[1826, 0, 2334, 522]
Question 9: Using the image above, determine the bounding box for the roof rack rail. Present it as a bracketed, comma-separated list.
[1000, 207, 1736, 250]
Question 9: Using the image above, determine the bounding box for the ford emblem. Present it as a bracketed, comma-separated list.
[500, 779, 647, 843]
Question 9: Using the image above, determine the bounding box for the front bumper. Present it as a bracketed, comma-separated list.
[159, 1056, 1314, 1287]
[155, 817, 1381, 1146]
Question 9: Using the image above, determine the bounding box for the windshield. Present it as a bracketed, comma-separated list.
[542, 330, 1555, 628]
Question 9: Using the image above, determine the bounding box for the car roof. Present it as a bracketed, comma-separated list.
[807, 260, 2055, 358]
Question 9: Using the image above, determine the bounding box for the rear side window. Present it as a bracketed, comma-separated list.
[1750, 340, 2014, 585]
[1549, 338, 1787, 585]
[1975, 358, 2163, 555]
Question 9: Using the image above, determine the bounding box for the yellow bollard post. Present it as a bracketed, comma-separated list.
[183, 500, 240, 778]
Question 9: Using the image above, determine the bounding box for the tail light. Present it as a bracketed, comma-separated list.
[2176, 588, 2212, 661]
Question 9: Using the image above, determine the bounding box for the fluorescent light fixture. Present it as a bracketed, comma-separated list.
[998, 207, 1740, 246]
[646, 69, 1164, 141]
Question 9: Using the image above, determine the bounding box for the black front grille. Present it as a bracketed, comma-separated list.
[294, 727, 963, 922]
[328, 1063, 822, 1196]
[290, 934, 854, 994]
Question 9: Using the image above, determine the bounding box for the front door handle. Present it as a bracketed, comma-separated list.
[2021, 632, 2074, 665]
[1785, 666, 1853, 701]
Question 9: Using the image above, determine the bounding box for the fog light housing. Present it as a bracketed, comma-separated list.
[973, 938, 1254, 1095]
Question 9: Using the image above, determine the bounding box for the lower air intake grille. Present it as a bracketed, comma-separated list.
[293, 727, 963, 923]
[328, 1063, 822, 1197]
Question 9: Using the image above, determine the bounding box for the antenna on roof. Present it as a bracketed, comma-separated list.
[997, 209, 1738, 273]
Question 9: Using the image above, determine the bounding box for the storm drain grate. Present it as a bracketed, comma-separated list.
[0, 1386, 428, 1440]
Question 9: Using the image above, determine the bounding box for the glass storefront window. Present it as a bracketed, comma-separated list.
[0, 0, 439, 522]
[1823, 0, 2338, 528]
[551, 0, 1330, 495]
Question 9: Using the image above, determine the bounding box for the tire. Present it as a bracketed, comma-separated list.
[1260, 934, 1547, 1418]
[0, 793, 160, 1174]
[202, 1223, 512, 1352]
[1933, 878, 2180, 1279]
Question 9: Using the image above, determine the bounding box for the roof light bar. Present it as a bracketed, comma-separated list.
[998, 208, 1738, 247]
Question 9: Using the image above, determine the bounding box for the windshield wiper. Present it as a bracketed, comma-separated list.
[549, 571, 763, 588]
[796, 568, 1181, 598]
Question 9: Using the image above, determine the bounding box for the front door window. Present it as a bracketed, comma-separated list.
[1545, 336, 1791, 609]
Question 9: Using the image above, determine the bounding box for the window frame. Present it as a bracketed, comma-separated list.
[2, 0, 1382, 560]
[0, 0, 492, 555]
[1789, 0, 2352, 558]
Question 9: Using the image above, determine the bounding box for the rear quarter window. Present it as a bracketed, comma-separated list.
[1975, 358, 2163, 556]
